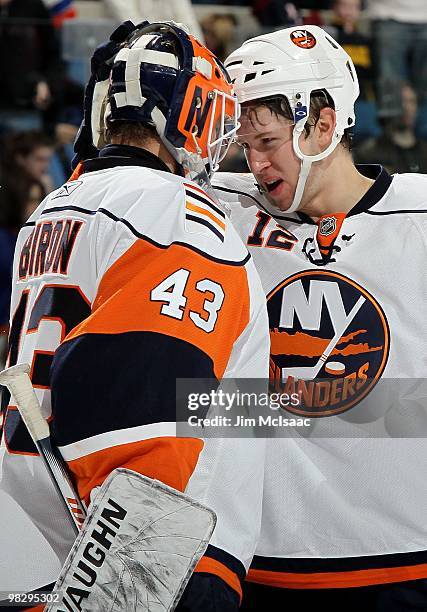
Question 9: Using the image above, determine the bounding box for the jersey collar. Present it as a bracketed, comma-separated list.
[296, 164, 393, 224]
[348, 164, 393, 216]
[82, 144, 175, 175]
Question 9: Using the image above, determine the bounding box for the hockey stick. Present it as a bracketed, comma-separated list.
[0, 363, 86, 534]
[282, 295, 366, 381]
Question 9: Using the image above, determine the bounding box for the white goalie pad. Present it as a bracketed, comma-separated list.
[46, 468, 216, 612]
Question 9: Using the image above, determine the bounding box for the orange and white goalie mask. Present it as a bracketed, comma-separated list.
[89, 20, 239, 182]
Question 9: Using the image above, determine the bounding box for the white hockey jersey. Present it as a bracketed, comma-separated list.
[213, 165, 427, 589]
[0, 145, 269, 598]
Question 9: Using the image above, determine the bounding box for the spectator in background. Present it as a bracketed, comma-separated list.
[0, 0, 63, 133]
[0, 170, 47, 231]
[0, 131, 53, 231]
[219, 142, 247, 172]
[104, 0, 205, 42]
[326, 0, 374, 101]
[201, 13, 237, 62]
[367, 0, 427, 124]
[0, 226, 15, 363]
[49, 105, 83, 187]
[0, 170, 45, 340]
[2, 131, 54, 193]
[252, 1, 302, 28]
[354, 83, 427, 174]
[21, 175, 47, 221]
[326, 0, 379, 143]
[47, 78, 84, 140]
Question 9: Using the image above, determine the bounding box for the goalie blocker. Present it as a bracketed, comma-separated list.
[46, 468, 216, 612]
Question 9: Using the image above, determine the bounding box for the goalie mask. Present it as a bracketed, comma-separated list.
[90, 21, 239, 180]
[225, 25, 359, 213]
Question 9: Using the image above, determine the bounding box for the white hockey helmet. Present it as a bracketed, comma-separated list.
[225, 26, 360, 212]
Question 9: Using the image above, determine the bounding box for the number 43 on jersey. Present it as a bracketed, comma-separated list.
[151, 268, 224, 333]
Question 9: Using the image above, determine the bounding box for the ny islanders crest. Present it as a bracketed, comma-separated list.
[268, 270, 390, 416]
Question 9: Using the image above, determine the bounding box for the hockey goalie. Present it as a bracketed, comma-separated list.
[0, 20, 268, 612]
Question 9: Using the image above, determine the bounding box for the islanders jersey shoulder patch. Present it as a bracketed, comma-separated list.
[184, 182, 226, 243]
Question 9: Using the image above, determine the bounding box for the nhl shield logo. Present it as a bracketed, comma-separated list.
[319, 216, 336, 237]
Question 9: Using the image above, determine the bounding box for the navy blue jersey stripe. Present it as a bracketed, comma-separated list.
[51, 331, 218, 446]
[365, 209, 427, 216]
[250, 549, 427, 574]
[185, 189, 226, 219]
[38, 206, 248, 265]
[41, 205, 96, 216]
[205, 545, 246, 584]
[186, 214, 225, 242]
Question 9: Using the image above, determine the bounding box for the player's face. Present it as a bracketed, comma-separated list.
[18, 146, 53, 180]
[236, 106, 301, 211]
[335, 0, 361, 25]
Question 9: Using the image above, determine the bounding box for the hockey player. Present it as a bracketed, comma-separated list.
[0, 21, 269, 611]
[213, 25, 427, 611]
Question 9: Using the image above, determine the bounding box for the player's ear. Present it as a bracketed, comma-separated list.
[316, 107, 336, 151]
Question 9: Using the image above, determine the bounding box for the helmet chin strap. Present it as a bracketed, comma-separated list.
[287, 155, 312, 214]
[253, 124, 342, 216]
[286, 124, 342, 214]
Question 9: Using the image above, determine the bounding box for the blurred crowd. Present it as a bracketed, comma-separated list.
[0, 0, 426, 335]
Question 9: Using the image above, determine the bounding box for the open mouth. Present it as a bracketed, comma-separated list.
[265, 179, 283, 193]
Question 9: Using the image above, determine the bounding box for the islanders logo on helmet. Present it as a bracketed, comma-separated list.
[268, 270, 390, 417]
[106, 21, 238, 175]
[224, 26, 359, 212]
[290, 29, 317, 49]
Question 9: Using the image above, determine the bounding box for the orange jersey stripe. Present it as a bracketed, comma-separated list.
[66, 240, 249, 379]
[195, 557, 243, 601]
[27, 606, 45, 612]
[67, 436, 203, 503]
[183, 182, 217, 206]
[185, 201, 226, 230]
[247, 563, 427, 589]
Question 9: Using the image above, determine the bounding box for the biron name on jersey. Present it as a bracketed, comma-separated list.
[19, 219, 84, 281]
